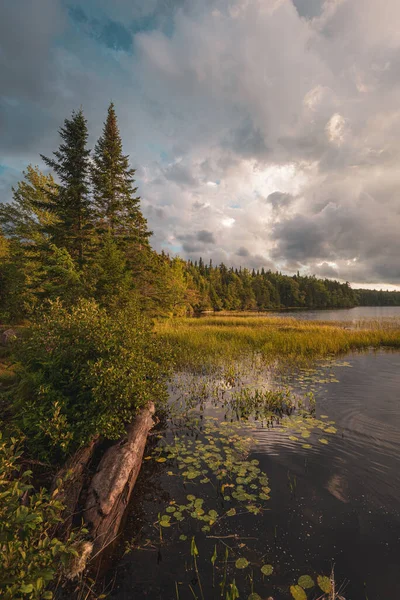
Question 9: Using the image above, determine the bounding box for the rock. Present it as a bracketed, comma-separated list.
[1, 328, 17, 345]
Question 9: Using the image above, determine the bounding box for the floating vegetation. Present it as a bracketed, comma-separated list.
[149, 418, 272, 533]
[125, 331, 347, 599]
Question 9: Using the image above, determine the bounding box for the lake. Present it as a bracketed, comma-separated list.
[107, 348, 400, 600]
[261, 306, 400, 321]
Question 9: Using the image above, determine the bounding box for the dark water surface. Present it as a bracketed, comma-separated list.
[268, 306, 400, 321]
[109, 350, 400, 600]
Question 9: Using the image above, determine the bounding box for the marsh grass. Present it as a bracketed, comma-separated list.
[156, 316, 400, 369]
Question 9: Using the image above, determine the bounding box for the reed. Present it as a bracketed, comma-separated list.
[156, 316, 400, 369]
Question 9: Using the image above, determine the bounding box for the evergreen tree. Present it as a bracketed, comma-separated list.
[93, 232, 132, 307]
[91, 103, 151, 252]
[0, 165, 58, 245]
[41, 109, 92, 264]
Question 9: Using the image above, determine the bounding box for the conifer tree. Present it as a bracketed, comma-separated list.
[41, 109, 92, 264]
[91, 103, 151, 251]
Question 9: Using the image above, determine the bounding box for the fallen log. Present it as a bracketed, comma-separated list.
[53, 437, 99, 537]
[84, 402, 155, 554]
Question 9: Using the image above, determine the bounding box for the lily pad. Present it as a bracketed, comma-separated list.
[261, 564, 273, 576]
[290, 585, 307, 600]
[317, 575, 332, 593]
[235, 558, 250, 570]
[298, 575, 314, 589]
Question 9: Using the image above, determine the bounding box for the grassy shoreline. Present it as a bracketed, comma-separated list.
[156, 316, 400, 369]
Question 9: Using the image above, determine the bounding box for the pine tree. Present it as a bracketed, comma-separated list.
[0, 165, 58, 245]
[41, 109, 92, 264]
[91, 103, 151, 251]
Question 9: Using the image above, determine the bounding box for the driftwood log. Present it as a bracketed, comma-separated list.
[53, 437, 99, 536]
[84, 402, 155, 554]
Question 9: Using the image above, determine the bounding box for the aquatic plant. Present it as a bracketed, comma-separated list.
[156, 316, 400, 371]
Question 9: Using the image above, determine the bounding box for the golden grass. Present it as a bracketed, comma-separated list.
[156, 316, 400, 369]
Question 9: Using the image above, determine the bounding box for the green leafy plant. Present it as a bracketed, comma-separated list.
[0, 434, 83, 599]
[11, 298, 172, 460]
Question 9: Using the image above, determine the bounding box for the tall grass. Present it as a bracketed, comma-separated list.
[156, 316, 400, 369]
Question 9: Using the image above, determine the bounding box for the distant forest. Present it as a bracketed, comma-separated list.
[183, 257, 400, 311]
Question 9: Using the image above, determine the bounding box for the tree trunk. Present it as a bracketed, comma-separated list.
[52, 437, 99, 536]
[84, 403, 155, 554]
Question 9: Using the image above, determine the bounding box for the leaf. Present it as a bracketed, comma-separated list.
[261, 564, 273, 576]
[298, 575, 314, 589]
[317, 575, 332, 594]
[190, 536, 199, 557]
[20, 584, 34, 593]
[235, 557, 249, 569]
[290, 585, 307, 600]
[179, 534, 187, 541]
[156, 457, 167, 463]
[248, 595, 262, 600]
[226, 508, 236, 517]
[318, 438, 329, 445]
[211, 545, 217, 566]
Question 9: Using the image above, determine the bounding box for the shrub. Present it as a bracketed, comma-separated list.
[0, 434, 81, 599]
[12, 298, 172, 461]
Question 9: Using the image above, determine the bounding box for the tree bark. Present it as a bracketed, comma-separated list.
[84, 403, 155, 554]
[53, 437, 99, 536]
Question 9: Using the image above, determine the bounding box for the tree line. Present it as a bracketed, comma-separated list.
[183, 260, 400, 311]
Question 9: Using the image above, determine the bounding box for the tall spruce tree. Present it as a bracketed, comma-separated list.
[41, 109, 92, 264]
[91, 102, 151, 251]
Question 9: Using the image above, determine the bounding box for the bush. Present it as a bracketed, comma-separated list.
[0, 434, 81, 599]
[12, 298, 172, 461]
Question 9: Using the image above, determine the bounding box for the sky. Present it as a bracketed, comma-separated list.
[1, 0, 400, 290]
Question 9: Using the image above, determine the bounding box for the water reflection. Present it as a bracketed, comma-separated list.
[268, 306, 400, 321]
[110, 350, 400, 600]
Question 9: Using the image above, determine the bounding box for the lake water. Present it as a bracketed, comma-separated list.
[267, 306, 400, 321]
[108, 349, 400, 600]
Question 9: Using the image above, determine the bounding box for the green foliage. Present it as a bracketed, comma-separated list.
[41, 109, 92, 264]
[235, 558, 249, 570]
[92, 232, 132, 307]
[317, 574, 332, 594]
[0, 434, 81, 599]
[356, 287, 400, 306]
[0, 229, 9, 260]
[12, 298, 172, 460]
[298, 575, 314, 589]
[185, 260, 359, 311]
[0, 165, 58, 245]
[260, 564, 273, 576]
[38, 244, 85, 305]
[91, 102, 151, 249]
[290, 585, 308, 600]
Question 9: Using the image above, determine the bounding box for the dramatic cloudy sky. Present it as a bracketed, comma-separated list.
[1, 0, 400, 289]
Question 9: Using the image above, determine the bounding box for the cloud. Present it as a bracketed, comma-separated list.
[236, 246, 250, 257]
[196, 229, 216, 244]
[1, 0, 400, 288]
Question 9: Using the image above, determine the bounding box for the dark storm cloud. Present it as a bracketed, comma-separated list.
[272, 214, 328, 262]
[267, 191, 294, 212]
[196, 230, 216, 244]
[236, 247, 250, 257]
[177, 230, 216, 246]
[163, 163, 198, 187]
[224, 117, 269, 160]
[292, 0, 324, 19]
